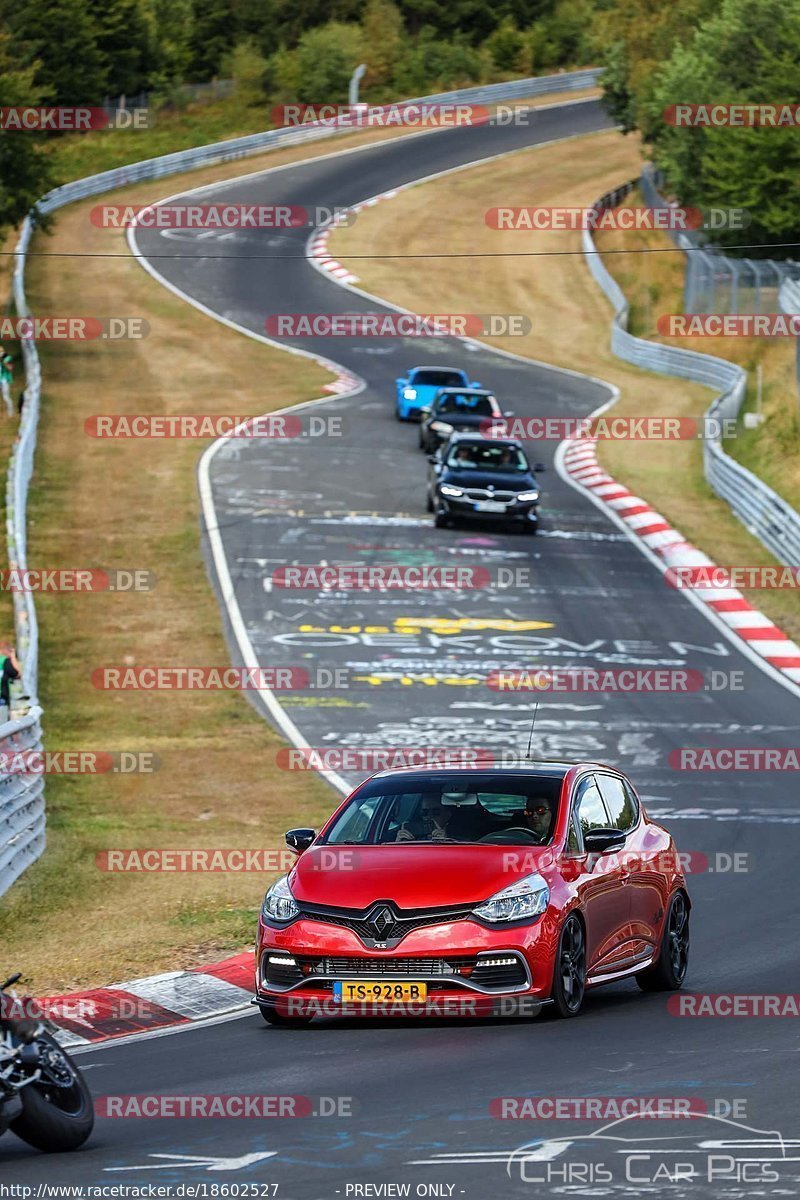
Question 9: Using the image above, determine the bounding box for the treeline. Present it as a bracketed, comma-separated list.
[0, 0, 603, 229]
[0, 0, 599, 105]
[600, 0, 800, 254]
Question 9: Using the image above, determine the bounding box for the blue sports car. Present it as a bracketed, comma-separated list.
[394, 366, 481, 421]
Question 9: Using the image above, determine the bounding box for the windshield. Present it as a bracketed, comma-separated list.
[413, 369, 466, 387]
[322, 776, 562, 845]
[436, 392, 495, 416]
[446, 443, 529, 472]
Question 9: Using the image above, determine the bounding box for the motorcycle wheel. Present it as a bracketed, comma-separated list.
[10, 1034, 94, 1152]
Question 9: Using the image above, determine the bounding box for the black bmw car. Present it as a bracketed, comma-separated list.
[418, 388, 507, 453]
[426, 434, 542, 531]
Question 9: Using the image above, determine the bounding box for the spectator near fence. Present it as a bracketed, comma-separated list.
[0, 347, 13, 417]
[0, 645, 21, 720]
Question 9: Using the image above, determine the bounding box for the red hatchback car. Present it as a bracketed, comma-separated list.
[254, 762, 690, 1025]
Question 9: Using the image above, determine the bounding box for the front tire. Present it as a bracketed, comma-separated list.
[637, 890, 690, 991]
[548, 914, 586, 1018]
[10, 1035, 94, 1152]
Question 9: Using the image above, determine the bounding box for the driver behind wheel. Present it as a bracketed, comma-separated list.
[515, 796, 554, 840]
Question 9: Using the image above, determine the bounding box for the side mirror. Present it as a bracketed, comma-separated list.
[285, 827, 316, 854]
[419, 406, 432, 419]
[427, 454, 439, 464]
[534, 462, 546, 473]
[503, 410, 514, 417]
[469, 380, 480, 388]
[583, 828, 626, 855]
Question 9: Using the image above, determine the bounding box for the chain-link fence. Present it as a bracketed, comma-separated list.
[639, 165, 800, 315]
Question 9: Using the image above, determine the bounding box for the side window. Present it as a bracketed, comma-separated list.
[566, 812, 581, 854]
[574, 776, 610, 838]
[597, 775, 639, 833]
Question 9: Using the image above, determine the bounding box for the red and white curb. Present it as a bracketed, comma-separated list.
[562, 438, 800, 686]
[37, 952, 255, 1047]
[309, 190, 399, 285]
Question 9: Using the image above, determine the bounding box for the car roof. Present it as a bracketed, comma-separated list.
[409, 365, 467, 373]
[435, 386, 492, 395]
[366, 759, 615, 783]
[446, 432, 524, 449]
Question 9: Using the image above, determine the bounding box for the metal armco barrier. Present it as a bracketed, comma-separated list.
[584, 181, 800, 567]
[0, 707, 45, 895]
[0, 67, 603, 896]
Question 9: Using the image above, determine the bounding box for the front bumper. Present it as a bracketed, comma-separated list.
[255, 914, 555, 1018]
[438, 495, 539, 523]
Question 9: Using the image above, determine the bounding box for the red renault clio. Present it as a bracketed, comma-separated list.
[254, 761, 690, 1024]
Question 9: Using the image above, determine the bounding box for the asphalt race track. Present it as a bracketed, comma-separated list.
[6, 98, 800, 1196]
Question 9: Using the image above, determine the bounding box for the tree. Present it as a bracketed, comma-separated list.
[272, 22, 364, 103]
[2, 0, 108, 104]
[188, 0, 239, 81]
[0, 35, 53, 231]
[646, 0, 800, 251]
[86, 0, 159, 98]
[361, 0, 404, 92]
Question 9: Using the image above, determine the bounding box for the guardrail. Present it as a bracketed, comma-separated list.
[584, 181, 800, 566]
[0, 707, 45, 895]
[0, 67, 603, 897]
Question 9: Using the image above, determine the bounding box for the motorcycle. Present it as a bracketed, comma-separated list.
[0, 973, 94, 1152]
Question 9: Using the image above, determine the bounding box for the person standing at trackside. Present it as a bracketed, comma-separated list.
[0, 645, 22, 719]
[0, 347, 13, 417]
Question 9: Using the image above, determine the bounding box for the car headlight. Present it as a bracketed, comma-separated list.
[515, 490, 539, 502]
[472, 872, 550, 923]
[403, 388, 417, 400]
[430, 421, 454, 434]
[262, 875, 299, 922]
[440, 484, 464, 498]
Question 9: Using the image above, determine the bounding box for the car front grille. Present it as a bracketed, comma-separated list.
[462, 489, 517, 503]
[301, 956, 475, 977]
[295, 901, 474, 947]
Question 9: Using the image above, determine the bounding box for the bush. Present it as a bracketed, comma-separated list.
[222, 39, 269, 99]
[395, 26, 484, 95]
[271, 21, 364, 104]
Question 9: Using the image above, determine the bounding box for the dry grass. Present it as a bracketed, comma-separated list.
[331, 127, 800, 640]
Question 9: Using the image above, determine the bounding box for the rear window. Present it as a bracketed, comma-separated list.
[437, 393, 494, 416]
[414, 369, 466, 387]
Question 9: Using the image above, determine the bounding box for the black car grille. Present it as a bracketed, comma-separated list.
[462, 488, 517, 503]
[301, 956, 475, 977]
[295, 901, 474, 946]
